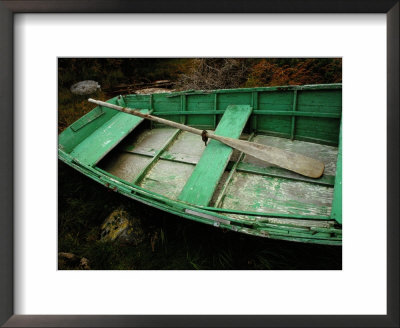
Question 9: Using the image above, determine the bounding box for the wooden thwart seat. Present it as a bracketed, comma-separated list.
[178, 104, 253, 206]
[70, 99, 150, 166]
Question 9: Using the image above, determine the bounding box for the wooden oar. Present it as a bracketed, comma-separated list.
[88, 98, 325, 178]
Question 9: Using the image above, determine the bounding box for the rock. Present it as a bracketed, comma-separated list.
[100, 207, 145, 245]
[70, 80, 101, 95]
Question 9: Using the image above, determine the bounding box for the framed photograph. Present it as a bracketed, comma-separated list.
[1, 1, 398, 327]
[58, 57, 343, 271]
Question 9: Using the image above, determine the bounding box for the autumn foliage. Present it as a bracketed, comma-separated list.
[59, 58, 341, 92]
[175, 58, 342, 90]
[244, 58, 342, 87]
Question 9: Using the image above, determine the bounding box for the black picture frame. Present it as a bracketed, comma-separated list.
[1, 1, 398, 327]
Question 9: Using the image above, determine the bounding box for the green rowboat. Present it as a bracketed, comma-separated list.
[58, 83, 342, 245]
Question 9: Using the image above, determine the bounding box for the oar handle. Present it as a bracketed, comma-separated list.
[88, 98, 205, 137]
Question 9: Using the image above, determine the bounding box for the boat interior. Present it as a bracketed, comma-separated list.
[59, 87, 342, 234]
[97, 124, 338, 216]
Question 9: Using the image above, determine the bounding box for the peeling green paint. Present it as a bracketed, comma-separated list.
[59, 84, 342, 245]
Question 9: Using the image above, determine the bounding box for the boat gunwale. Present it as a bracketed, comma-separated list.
[124, 83, 342, 98]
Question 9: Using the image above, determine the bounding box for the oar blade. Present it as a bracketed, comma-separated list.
[213, 135, 325, 178]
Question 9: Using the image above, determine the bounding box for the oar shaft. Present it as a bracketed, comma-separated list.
[88, 98, 204, 136]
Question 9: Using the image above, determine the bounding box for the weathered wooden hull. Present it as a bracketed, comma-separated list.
[58, 84, 342, 245]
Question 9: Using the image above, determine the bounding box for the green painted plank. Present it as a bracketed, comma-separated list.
[295, 117, 341, 143]
[152, 110, 341, 118]
[152, 93, 181, 124]
[58, 97, 120, 153]
[217, 93, 252, 110]
[69, 108, 150, 166]
[196, 205, 332, 220]
[180, 95, 186, 124]
[330, 123, 342, 223]
[186, 94, 214, 111]
[258, 90, 293, 111]
[186, 94, 214, 127]
[178, 104, 252, 206]
[251, 92, 258, 131]
[257, 115, 292, 135]
[70, 106, 105, 132]
[149, 94, 153, 110]
[213, 93, 218, 128]
[165, 83, 342, 97]
[297, 90, 342, 113]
